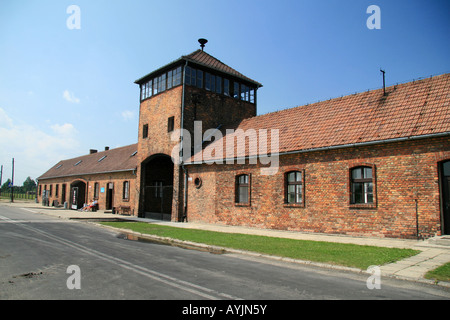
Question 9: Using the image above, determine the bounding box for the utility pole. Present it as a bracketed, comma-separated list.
[11, 158, 14, 203]
[0, 165, 3, 198]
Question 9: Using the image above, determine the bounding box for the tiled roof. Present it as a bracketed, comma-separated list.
[189, 73, 450, 162]
[38, 144, 138, 180]
[182, 50, 262, 87]
[135, 50, 262, 87]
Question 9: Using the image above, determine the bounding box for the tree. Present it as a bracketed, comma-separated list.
[23, 177, 36, 192]
[1, 179, 12, 192]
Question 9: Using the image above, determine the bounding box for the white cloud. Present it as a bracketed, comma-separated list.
[63, 90, 80, 103]
[0, 107, 80, 185]
[121, 110, 135, 121]
[51, 123, 77, 136]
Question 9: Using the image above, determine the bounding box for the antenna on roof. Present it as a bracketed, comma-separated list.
[380, 69, 386, 96]
[198, 38, 208, 51]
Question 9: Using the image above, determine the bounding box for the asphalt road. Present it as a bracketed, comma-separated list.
[1, 204, 449, 305]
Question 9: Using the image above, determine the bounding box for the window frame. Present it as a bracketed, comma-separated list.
[167, 116, 174, 132]
[142, 124, 149, 139]
[349, 164, 377, 208]
[123, 181, 130, 201]
[235, 174, 251, 206]
[284, 170, 305, 207]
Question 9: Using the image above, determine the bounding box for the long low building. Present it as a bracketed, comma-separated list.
[38, 45, 450, 239]
[38, 144, 138, 214]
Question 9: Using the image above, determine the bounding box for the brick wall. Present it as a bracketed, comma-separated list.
[37, 171, 136, 213]
[134, 84, 258, 220]
[186, 136, 450, 239]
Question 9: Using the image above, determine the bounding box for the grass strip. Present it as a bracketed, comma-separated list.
[100, 221, 420, 270]
[425, 262, 450, 282]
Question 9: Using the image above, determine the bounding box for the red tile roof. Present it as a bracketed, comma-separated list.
[189, 73, 450, 162]
[38, 144, 138, 180]
[182, 50, 262, 87]
[135, 50, 262, 87]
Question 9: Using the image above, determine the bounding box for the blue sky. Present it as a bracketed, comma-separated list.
[0, 0, 449, 185]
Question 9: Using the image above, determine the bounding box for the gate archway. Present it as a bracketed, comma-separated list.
[140, 154, 174, 220]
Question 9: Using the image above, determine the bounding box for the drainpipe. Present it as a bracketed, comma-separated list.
[180, 60, 188, 222]
[415, 199, 420, 240]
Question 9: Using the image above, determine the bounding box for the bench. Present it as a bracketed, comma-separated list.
[118, 205, 131, 215]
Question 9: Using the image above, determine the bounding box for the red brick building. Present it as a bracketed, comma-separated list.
[38, 144, 138, 214]
[38, 46, 450, 239]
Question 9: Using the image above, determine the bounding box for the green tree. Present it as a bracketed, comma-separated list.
[23, 177, 36, 192]
[1, 179, 12, 191]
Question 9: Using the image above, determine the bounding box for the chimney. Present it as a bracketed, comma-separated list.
[90, 149, 97, 154]
[380, 69, 386, 96]
[105, 146, 110, 151]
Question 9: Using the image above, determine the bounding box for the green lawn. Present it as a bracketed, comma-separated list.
[425, 262, 450, 282]
[101, 221, 420, 270]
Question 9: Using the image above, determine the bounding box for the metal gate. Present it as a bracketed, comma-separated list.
[144, 184, 173, 220]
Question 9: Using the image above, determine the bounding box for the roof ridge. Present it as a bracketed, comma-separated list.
[248, 72, 449, 122]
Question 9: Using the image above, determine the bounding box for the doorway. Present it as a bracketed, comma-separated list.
[141, 154, 174, 220]
[440, 160, 450, 235]
[70, 180, 86, 210]
[106, 182, 114, 210]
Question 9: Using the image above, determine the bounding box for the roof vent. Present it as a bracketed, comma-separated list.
[198, 38, 208, 51]
[105, 146, 109, 151]
[90, 149, 97, 154]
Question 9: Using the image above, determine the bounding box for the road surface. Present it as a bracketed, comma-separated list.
[1, 204, 448, 306]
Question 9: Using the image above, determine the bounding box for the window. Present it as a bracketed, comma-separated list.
[143, 124, 148, 138]
[224, 79, 230, 96]
[123, 181, 129, 200]
[167, 70, 173, 89]
[49, 185, 53, 197]
[285, 171, 303, 204]
[185, 66, 196, 86]
[168, 116, 174, 132]
[350, 167, 374, 204]
[205, 72, 211, 91]
[94, 182, 99, 199]
[173, 66, 182, 86]
[196, 70, 203, 88]
[216, 76, 222, 94]
[141, 80, 153, 100]
[249, 88, 255, 104]
[236, 174, 250, 204]
[55, 184, 59, 197]
[241, 84, 249, 101]
[233, 82, 239, 99]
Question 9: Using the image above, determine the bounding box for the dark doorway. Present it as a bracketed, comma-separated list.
[141, 155, 174, 220]
[61, 184, 66, 205]
[70, 181, 86, 210]
[106, 182, 114, 210]
[440, 160, 450, 235]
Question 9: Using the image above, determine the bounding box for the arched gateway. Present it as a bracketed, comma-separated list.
[140, 154, 174, 220]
